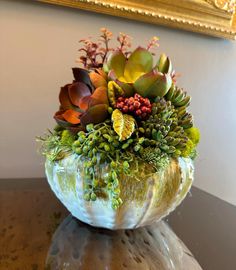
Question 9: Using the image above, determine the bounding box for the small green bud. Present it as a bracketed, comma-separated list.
[86, 124, 94, 132]
[146, 128, 151, 135]
[138, 137, 145, 144]
[82, 146, 89, 154]
[87, 151, 93, 158]
[112, 199, 119, 209]
[78, 131, 85, 137]
[92, 156, 97, 165]
[88, 141, 94, 147]
[108, 107, 113, 114]
[123, 161, 129, 170]
[117, 198, 123, 205]
[75, 148, 82, 155]
[139, 127, 145, 133]
[111, 171, 117, 180]
[99, 142, 105, 148]
[104, 144, 110, 151]
[79, 135, 86, 143]
[122, 143, 129, 150]
[127, 139, 133, 145]
[91, 192, 97, 201]
[134, 144, 141, 152]
[111, 161, 116, 168]
[73, 140, 81, 147]
[83, 193, 91, 201]
[113, 188, 120, 195]
[107, 182, 113, 189]
[103, 134, 110, 140]
[92, 179, 99, 188]
[113, 178, 119, 187]
[87, 161, 93, 168]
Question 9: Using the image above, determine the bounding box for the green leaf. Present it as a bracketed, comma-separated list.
[107, 50, 126, 78]
[124, 47, 153, 83]
[134, 70, 172, 98]
[156, 54, 172, 74]
[111, 109, 135, 141]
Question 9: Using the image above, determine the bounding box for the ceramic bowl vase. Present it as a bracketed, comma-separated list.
[45, 154, 194, 230]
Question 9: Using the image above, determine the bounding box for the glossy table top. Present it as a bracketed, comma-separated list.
[0, 178, 236, 270]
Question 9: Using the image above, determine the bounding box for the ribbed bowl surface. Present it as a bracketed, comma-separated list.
[45, 155, 194, 229]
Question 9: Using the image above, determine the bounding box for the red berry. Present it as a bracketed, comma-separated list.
[129, 97, 134, 103]
[118, 97, 124, 102]
[123, 106, 128, 113]
[116, 94, 152, 120]
[134, 101, 140, 108]
[129, 105, 135, 111]
[144, 99, 150, 106]
[141, 106, 147, 113]
[136, 109, 142, 115]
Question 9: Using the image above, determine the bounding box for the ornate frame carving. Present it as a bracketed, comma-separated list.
[38, 0, 236, 40]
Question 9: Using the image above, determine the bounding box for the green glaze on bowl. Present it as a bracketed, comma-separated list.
[45, 154, 193, 229]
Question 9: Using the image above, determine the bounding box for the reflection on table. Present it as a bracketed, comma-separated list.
[46, 215, 202, 270]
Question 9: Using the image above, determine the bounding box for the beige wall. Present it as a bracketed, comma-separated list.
[1, 0, 236, 205]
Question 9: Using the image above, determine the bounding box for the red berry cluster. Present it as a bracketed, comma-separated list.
[116, 94, 152, 119]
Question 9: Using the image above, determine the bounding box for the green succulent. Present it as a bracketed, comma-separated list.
[107, 47, 173, 99]
[139, 97, 189, 157]
[140, 147, 170, 171]
[164, 84, 193, 129]
[176, 106, 193, 129]
[165, 84, 191, 108]
[72, 120, 136, 209]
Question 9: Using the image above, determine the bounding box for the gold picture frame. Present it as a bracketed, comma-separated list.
[38, 0, 236, 40]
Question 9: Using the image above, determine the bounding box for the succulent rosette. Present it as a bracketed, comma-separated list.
[54, 68, 109, 132]
[38, 29, 200, 220]
[107, 47, 172, 99]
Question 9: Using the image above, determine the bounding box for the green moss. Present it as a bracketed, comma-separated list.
[185, 127, 200, 145]
[181, 139, 195, 158]
[37, 129, 74, 161]
[60, 130, 75, 147]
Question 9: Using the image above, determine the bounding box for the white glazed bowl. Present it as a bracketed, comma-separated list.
[45, 154, 194, 230]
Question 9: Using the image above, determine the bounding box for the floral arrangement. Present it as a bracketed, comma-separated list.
[39, 28, 200, 210]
